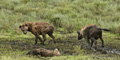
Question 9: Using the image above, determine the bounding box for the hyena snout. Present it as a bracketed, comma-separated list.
[77, 34, 82, 40]
[77, 30, 82, 40]
[22, 30, 27, 34]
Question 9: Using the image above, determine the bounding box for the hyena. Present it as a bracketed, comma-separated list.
[26, 48, 61, 57]
[19, 22, 55, 45]
[77, 25, 110, 49]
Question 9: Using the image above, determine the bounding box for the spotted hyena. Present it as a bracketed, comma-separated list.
[77, 25, 110, 49]
[19, 22, 55, 45]
[26, 48, 61, 57]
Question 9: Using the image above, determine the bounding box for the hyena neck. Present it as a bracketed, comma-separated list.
[28, 24, 32, 31]
[50, 50, 55, 56]
[28, 28, 31, 31]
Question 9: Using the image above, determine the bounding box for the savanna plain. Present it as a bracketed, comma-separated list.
[0, 0, 120, 60]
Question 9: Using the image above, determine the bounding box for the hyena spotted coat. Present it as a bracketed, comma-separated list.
[77, 25, 110, 48]
[19, 22, 55, 45]
[26, 48, 61, 57]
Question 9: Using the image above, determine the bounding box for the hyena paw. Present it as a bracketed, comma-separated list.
[102, 45, 104, 48]
[40, 42, 45, 45]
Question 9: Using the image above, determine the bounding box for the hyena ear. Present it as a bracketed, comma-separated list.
[54, 48, 59, 52]
[77, 30, 80, 34]
[25, 24, 27, 26]
[19, 25, 21, 28]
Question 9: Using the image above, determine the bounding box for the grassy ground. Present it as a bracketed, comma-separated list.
[0, 31, 120, 60]
[0, 0, 120, 33]
[0, 0, 120, 60]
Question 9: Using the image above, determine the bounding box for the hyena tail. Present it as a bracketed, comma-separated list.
[101, 28, 110, 31]
[97, 27, 110, 31]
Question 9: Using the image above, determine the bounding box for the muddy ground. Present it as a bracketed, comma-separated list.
[0, 35, 120, 57]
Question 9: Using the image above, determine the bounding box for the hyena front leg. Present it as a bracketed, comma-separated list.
[85, 37, 91, 48]
[90, 37, 97, 49]
[35, 35, 43, 45]
[42, 33, 46, 44]
[85, 37, 90, 46]
[33, 32, 43, 45]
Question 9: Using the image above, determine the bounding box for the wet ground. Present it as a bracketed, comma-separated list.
[0, 36, 120, 56]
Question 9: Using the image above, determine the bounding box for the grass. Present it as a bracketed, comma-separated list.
[0, 0, 120, 60]
[0, 32, 120, 60]
[0, 0, 120, 33]
[1, 55, 120, 60]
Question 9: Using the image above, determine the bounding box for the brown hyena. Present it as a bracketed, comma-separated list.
[26, 48, 61, 57]
[19, 22, 55, 45]
[77, 25, 110, 49]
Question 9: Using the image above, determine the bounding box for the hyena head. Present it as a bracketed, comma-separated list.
[19, 23, 29, 34]
[77, 30, 83, 40]
[53, 48, 61, 56]
[26, 51, 31, 55]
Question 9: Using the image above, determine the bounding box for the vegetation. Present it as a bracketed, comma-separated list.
[0, 0, 120, 60]
[0, 0, 120, 33]
[0, 32, 120, 60]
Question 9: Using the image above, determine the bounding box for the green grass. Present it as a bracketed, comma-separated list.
[0, 0, 120, 60]
[0, 0, 120, 33]
[1, 55, 120, 60]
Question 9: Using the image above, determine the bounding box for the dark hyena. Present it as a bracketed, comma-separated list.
[19, 22, 55, 45]
[77, 25, 110, 49]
